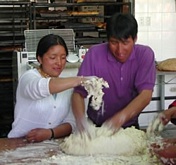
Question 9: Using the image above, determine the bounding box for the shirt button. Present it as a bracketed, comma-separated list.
[121, 77, 123, 81]
[48, 122, 51, 125]
[54, 106, 56, 108]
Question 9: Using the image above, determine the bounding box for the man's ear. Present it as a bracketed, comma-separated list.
[134, 36, 137, 43]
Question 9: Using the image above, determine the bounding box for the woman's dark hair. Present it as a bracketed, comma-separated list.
[106, 13, 138, 41]
[36, 34, 68, 61]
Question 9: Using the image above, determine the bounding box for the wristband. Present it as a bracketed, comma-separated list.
[50, 128, 55, 140]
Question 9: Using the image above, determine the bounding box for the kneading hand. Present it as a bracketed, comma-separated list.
[76, 117, 92, 139]
[146, 112, 168, 136]
[101, 121, 120, 136]
[102, 113, 126, 135]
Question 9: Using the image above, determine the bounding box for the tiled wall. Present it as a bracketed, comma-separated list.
[135, 0, 176, 61]
[135, 0, 176, 127]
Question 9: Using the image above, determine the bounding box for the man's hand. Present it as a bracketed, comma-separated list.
[102, 112, 126, 135]
[75, 117, 92, 139]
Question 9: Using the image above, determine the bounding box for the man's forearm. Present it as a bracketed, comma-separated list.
[120, 90, 153, 122]
[71, 92, 85, 120]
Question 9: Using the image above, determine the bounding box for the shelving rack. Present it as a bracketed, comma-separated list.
[0, 2, 30, 50]
[30, 1, 132, 47]
[0, 2, 30, 137]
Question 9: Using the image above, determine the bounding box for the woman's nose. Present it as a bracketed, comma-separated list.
[56, 57, 61, 65]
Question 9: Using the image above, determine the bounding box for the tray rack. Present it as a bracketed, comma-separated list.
[24, 29, 75, 52]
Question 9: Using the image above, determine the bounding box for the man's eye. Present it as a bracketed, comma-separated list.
[111, 41, 117, 45]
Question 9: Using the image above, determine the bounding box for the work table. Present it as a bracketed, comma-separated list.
[0, 138, 61, 164]
[0, 125, 176, 165]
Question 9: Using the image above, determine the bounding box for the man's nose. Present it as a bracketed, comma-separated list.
[116, 43, 123, 54]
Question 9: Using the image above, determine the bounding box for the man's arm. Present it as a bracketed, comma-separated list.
[71, 92, 87, 131]
[106, 89, 153, 129]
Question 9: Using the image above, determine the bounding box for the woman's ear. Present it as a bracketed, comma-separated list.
[37, 56, 42, 64]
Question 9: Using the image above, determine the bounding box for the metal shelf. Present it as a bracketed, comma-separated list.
[0, 2, 30, 49]
[30, 1, 133, 47]
[0, 2, 30, 138]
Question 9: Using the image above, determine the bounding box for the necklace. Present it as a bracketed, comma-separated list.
[37, 67, 50, 78]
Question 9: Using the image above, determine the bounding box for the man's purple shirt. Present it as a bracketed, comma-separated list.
[74, 42, 156, 127]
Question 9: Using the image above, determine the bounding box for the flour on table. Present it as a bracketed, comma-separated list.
[60, 123, 148, 156]
[0, 140, 61, 164]
[81, 76, 109, 110]
[40, 153, 159, 165]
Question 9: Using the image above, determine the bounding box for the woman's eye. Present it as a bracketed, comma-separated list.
[61, 56, 66, 59]
[50, 56, 55, 59]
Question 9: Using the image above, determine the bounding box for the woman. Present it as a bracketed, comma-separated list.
[160, 100, 176, 125]
[148, 100, 176, 133]
[8, 34, 87, 142]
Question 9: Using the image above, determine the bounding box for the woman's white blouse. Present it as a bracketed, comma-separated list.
[8, 69, 75, 138]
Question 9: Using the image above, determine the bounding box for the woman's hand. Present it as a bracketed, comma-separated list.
[146, 113, 166, 136]
[25, 128, 52, 143]
[151, 138, 176, 164]
[146, 109, 175, 136]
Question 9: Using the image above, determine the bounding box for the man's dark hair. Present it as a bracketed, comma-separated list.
[106, 13, 138, 41]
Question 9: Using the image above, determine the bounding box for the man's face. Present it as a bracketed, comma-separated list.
[108, 36, 137, 63]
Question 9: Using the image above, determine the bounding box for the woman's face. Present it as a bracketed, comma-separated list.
[108, 36, 137, 63]
[38, 44, 67, 77]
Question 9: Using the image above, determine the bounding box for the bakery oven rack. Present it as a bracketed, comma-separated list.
[0, 2, 30, 51]
[0, 2, 30, 138]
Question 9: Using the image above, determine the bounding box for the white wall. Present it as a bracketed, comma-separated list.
[135, 0, 176, 127]
[135, 0, 176, 61]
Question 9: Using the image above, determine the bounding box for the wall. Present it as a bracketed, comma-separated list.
[135, 0, 176, 127]
[135, 0, 176, 61]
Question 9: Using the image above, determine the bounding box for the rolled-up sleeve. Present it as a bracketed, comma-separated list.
[19, 70, 51, 100]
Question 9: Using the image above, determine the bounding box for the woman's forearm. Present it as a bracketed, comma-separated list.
[49, 77, 83, 94]
[53, 123, 72, 139]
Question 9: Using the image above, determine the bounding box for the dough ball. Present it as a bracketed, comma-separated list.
[60, 124, 147, 156]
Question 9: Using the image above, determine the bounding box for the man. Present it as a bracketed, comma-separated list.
[72, 13, 156, 132]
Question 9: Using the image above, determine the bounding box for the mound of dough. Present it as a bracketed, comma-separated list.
[157, 58, 176, 71]
[60, 124, 147, 156]
[81, 77, 109, 110]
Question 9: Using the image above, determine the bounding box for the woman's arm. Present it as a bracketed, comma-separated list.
[49, 77, 85, 94]
[25, 123, 72, 143]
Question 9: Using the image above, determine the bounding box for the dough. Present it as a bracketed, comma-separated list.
[60, 123, 147, 156]
[157, 58, 176, 71]
[81, 77, 109, 110]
